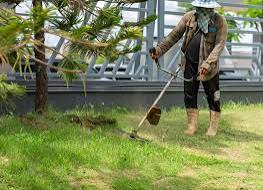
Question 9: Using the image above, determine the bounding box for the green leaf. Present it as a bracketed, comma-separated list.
[0, 74, 25, 103]
[57, 53, 87, 85]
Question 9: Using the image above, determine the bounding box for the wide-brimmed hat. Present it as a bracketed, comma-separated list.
[191, 0, 221, 8]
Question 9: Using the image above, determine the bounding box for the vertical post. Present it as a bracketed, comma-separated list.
[260, 47, 262, 82]
[146, 0, 156, 81]
[157, 0, 165, 80]
[256, 46, 262, 82]
[253, 30, 263, 67]
[134, 2, 146, 74]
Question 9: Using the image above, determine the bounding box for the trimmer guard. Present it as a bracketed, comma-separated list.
[146, 106, 161, 125]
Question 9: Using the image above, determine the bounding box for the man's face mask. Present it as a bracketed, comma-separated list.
[196, 7, 214, 17]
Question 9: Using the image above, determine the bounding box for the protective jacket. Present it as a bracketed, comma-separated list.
[155, 10, 228, 81]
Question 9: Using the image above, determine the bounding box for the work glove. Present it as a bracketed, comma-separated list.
[200, 67, 208, 75]
[149, 47, 158, 60]
[197, 67, 209, 81]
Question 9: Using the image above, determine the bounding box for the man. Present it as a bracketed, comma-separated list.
[150, 0, 227, 136]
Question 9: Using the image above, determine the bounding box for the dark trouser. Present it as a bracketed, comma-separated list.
[184, 60, 221, 112]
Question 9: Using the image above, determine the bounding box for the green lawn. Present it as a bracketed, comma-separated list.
[0, 104, 263, 190]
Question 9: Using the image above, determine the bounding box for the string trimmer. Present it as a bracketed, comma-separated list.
[129, 48, 193, 139]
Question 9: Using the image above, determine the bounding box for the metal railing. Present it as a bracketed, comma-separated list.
[8, 0, 263, 82]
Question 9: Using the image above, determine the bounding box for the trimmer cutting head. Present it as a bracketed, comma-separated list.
[129, 106, 161, 139]
[129, 129, 138, 139]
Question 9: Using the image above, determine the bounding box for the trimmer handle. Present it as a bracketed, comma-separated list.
[149, 47, 160, 67]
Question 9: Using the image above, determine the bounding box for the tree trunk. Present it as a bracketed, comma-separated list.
[33, 0, 48, 113]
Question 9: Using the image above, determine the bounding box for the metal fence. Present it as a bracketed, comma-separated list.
[9, 0, 263, 81]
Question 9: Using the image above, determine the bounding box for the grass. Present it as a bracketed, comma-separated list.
[0, 103, 263, 190]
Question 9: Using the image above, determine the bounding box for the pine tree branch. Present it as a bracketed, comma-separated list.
[31, 39, 75, 64]
[43, 28, 109, 51]
[22, 50, 83, 74]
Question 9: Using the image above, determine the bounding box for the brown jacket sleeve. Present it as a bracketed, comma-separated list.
[155, 12, 192, 58]
[201, 15, 228, 71]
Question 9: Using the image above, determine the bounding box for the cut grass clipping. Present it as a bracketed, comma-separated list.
[0, 104, 262, 190]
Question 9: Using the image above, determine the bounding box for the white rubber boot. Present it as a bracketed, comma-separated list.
[206, 111, 220, 137]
